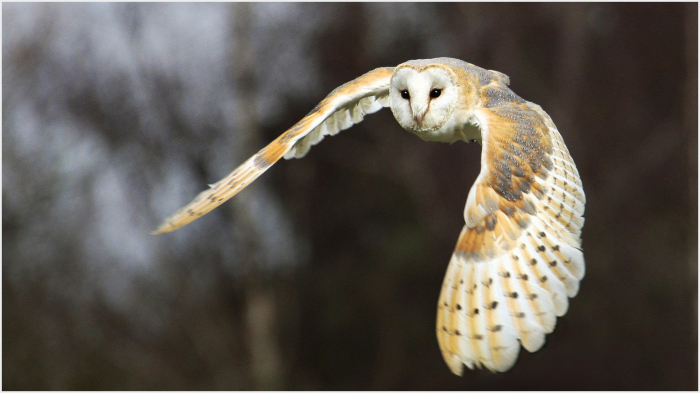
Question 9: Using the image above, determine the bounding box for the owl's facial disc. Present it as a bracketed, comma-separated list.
[390, 66, 457, 134]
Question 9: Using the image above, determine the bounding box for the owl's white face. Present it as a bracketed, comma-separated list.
[389, 66, 458, 135]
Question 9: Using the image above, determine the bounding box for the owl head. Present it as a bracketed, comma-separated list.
[389, 61, 459, 135]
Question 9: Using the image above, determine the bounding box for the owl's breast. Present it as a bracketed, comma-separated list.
[410, 111, 482, 144]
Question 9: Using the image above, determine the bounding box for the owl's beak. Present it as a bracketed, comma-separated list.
[414, 113, 425, 126]
[411, 103, 428, 126]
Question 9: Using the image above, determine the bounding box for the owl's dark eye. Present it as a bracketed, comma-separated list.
[401, 90, 410, 99]
[430, 89, 442, 98]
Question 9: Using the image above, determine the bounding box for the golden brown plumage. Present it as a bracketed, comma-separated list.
[153, 58, 585, 375]
[151, 67, 394, 234]
[436, 72, 585, 373]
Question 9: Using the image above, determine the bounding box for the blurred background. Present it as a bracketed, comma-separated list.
[3, 3, 697, 390]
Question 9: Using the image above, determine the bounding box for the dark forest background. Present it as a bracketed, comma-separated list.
[3, 3, 697, 390]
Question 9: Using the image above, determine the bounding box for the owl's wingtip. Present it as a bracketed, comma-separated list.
[444, 354, 465, 376]
[151, 224, 172, 235]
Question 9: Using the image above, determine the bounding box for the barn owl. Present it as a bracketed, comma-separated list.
[153, 58, 586, 375]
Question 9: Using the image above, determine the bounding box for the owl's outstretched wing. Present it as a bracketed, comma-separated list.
[436, 78, 586, 374]
[153, 67, 394, 234]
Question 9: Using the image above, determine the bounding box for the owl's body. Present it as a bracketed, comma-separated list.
[154, 58, 586, 375]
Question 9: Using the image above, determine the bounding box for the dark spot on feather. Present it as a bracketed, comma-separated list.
[495, 159, 511, 176]
[474, 308, 479, 315]
[518, 219, 529, 229]
[485, 215, 497, 231]
[538, 245, 546, 252]
[502, 205, 515, 217]
[456, 304, 462, 310]
[253, 154, 271, 169]
[549, 261, 557, 267]
[495, 183, 523, 202]
[513, 166, 526, 178]
[544, 157, 554, 171]
[501, 152, 517, 164]
[506, 143, 523, 158]
[519, 179, 531, 193]
[521, 200, 536, 215]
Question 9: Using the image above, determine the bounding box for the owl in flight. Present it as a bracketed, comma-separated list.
[153, 58, 586, 375]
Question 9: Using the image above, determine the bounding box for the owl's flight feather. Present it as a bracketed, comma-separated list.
[152, 67, 394, 234]
[152, 58, 585, 376]
[435, 73, 585, 374]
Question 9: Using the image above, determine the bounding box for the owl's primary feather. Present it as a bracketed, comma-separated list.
[152, 58, 585, 375]
[435, 71, 585, 374]
[151, 66, 394, 234]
